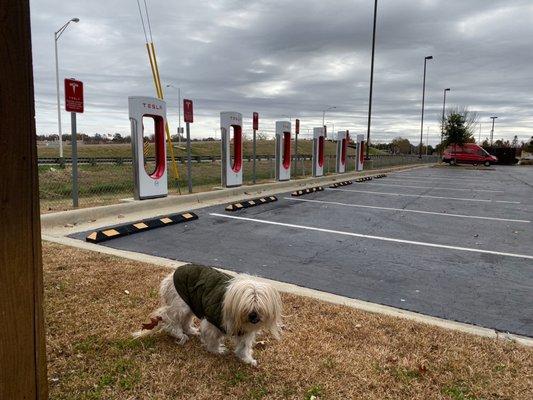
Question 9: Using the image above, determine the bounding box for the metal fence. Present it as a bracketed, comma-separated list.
[38, 148, 438, 213]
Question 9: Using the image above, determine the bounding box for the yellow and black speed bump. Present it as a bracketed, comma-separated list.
[329, 180, 353, 188]
[291, 186, 325, 197]
[85, 212, 199, 243]
[225, 196, 278, 212]
[373, 174, 387, 179]
[355, 176, 373, 183]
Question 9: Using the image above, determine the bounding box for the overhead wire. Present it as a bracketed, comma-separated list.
[136, 0, 181, 192]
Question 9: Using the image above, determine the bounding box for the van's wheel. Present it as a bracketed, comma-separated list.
[450, 159, 457, 166]
[484, 161, 491, 167]
[473, 163, 478, 166]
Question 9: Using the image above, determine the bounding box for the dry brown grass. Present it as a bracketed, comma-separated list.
[43, 242, 532, 400]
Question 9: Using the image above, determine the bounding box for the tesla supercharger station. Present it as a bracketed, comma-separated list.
[312, 127, 325, 177]
[335, 130, 348, 174]
[275, 120, 291, 181]
[129, 96, 168, 200]
[221, 111, 243, 187]
[355, 133, 365, 171]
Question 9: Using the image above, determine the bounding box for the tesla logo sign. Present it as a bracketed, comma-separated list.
[295, 118, 300, 134]
[64, 78, 84, 113]
[183, 99, 193, 123]
[142, 103, 162, 110]
[253, 112, 259, 130]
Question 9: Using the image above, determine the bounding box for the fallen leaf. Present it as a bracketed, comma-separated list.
[418, 365, 428, 374]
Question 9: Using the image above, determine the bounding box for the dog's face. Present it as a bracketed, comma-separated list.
[222, 275, 282, 338]
[248, 311, 260, 325]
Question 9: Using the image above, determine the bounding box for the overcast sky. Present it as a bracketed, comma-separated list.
[30, 0, 533, 145]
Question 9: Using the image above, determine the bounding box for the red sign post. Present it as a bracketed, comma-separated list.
[64, 78, 84, 208]
[183, 99, 193, 123]
[295, 119, 300, 175]
[183, 99, 194, 193]
[64, 78, 84, 113]
[253, 112, 259, 131]
[252, 112, 259, 183]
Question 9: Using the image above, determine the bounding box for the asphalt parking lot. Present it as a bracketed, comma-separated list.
[74, 166, 533, 337]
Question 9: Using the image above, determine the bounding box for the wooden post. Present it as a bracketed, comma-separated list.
[0, 1, 48, 398]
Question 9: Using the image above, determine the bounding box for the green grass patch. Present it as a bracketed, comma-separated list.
[223, 369, 251, 387]
[248, 386, 269, 399]
[393, 366, 422, 383]
[442, 384, 479, 400]
[109, 336, 157, 351]
[305, 384, 324, 399]
[73, 335, 101, 353]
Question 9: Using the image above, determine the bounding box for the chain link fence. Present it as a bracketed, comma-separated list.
[38, 141, 438, 213]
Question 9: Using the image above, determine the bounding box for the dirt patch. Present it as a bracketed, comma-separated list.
[43, 242, 532, 399]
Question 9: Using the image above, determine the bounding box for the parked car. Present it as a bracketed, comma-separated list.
[442, 143, 498, 166]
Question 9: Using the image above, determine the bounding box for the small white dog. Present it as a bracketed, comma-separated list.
[133, 265, 282, 366]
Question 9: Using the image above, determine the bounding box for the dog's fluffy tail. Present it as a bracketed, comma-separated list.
[132, 272, 175, 339]
[132, 312, 165, 339]
[132, 329, 151, 339]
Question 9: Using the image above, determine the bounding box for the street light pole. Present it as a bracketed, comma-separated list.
[54, 18, 79, 159]
[366, 0, 378, 160]
[322, 106, 336, 137]
[490, 116, 498, 145]
[441, 88, 450, 145]
[426, 126, 429, 156]
[419, 55, 433, 158]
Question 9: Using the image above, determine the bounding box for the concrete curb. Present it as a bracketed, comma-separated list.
[41, 164, 429, 230]
[43, 233, 533, 347]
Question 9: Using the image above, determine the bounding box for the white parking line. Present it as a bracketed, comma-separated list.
[382, 177, 500, 189]
[364, 182, 503, 193]
[394, 175, 495, 183]
[209, 213, 533, 260]
[283, 197, 530, 223]
[328, 188, 520, 204]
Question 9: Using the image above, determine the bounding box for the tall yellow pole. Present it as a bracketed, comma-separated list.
[145, 42, 180, 183]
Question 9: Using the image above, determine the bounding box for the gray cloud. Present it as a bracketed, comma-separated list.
[30, 0, 533, 144]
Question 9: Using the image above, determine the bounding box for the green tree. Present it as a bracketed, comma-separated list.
[442, 108, 477, 149]
[390, 137, 412, 154]
[525, 137, 533, 152]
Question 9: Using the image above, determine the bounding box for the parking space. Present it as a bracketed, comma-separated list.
[73, 166, 533, 337]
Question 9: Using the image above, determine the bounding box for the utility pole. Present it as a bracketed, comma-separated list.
[490, 116, 498, 145]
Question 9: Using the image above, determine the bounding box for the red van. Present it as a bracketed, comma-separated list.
[442, 143, 498, 166]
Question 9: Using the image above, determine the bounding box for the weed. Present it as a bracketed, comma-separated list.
[393, 366, 421, 384]
[248, 386, 268, 399]
[224, 370, 250, 386]
[442, 384, 479, 400]
[74, 336, 101, 353]
[305, 384, 324, 399]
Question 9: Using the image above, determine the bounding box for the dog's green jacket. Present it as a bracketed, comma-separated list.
[173, 265, 232, 333]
